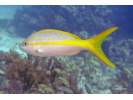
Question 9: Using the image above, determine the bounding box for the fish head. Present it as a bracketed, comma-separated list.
[19, 40, 32, 54]
[19, 35, 37, 55]
[19, 29, 82, 57]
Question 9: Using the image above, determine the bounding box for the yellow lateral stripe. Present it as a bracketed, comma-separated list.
[28, 39, 86, 48]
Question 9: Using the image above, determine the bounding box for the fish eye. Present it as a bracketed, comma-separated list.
[23, 42, 28, 46]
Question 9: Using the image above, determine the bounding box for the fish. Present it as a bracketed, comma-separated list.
[19, 27, 118, 68]
[89, 56, 100, 66]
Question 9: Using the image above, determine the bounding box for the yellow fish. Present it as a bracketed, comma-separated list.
[89, 56, 100, 66]
[19, 27, 118, 68]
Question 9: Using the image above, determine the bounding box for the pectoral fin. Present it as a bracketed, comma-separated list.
[35, 48, 43, 54]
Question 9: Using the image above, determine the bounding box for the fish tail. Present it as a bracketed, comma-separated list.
[86, 27, 118, 68]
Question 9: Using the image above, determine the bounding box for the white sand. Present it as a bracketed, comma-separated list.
[0, 5, 32, 57]
[0, 29, 27, 58]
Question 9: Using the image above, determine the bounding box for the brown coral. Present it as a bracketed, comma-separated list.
[0, 49, 82, 94]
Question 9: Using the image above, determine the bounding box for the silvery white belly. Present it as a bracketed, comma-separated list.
[28, 45, 85, 57]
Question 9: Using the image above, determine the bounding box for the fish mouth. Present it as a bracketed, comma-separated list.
[19, 46, 22, 50]
[19, 46, 25, 51]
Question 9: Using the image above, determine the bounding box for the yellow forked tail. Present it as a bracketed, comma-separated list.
[86, 27, 118, 68]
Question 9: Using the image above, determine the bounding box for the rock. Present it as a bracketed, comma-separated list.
[94, 89, 100, 93]
[83, 67, 89, 73]
[89, 76, 100, 85]
[97, 81, 107, 90]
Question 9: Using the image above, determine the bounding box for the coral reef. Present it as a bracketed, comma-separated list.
[2, 5, 114, 38]
[0, 5, 133, 94]
[0, 49, 82, 94]
[0, 39, 133, 94]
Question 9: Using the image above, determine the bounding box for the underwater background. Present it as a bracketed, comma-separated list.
[0, 5, 133, 94]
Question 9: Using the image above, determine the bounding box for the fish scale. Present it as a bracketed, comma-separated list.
[30, 31, 76, 42]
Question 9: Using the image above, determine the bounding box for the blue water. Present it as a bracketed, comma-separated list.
[0, 5, 29, 19]
[0, 5, 133, 94]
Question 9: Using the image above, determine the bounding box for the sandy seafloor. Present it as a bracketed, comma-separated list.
[0, 29, 27, 58]
[0, 6, 27, 57]
[0, 5, 115, 94]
